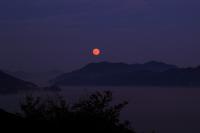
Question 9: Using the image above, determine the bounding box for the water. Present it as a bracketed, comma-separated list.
[0, 86, 200, 133]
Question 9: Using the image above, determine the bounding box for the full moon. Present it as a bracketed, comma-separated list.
[92, 48, 101, 56]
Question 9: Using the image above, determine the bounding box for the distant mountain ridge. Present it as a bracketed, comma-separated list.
[5, 70, 63, 86]
[0, 70, 38, 94]
[79, 61, 177, 73]
[51, 61, 200, 87]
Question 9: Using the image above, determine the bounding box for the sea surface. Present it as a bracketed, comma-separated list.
[0, 86, 200, 133]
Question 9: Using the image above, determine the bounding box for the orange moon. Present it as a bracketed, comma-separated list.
[92, 48, 101, 56]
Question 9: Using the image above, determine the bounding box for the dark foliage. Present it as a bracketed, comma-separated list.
[17, 91, 135, 133]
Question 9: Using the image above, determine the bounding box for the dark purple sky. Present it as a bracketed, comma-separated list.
[0, 0, 200, 72]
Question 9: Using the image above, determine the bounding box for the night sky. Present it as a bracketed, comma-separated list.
[0, 0, 200, 72]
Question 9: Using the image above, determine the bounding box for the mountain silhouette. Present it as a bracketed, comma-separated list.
[5, 70, 63, 86]
[77, 61, 177, 73]
[0, 70, 38, 94]
[50, 61, 200, 87]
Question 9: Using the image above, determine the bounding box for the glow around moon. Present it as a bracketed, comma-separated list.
[92, 48, 101, 56]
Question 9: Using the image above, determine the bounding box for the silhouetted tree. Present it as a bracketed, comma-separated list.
[20, 95, 70, 120]
[19, 91, 135, 133]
